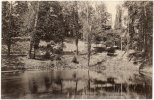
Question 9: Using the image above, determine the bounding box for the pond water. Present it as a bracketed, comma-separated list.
[1, 69, 152, 99]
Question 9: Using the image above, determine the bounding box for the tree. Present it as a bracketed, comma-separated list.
[28, 1, 65, 59]
[95, 2, 111, 31]
[28, 1, 40, 59]
[61, 1, 81, 55]
[84, 2, 92, 91]
[114, 5, 122, 30]
[75, 2, 111, 89]
[78, 1, 111, 40]
[2, 1, 28, 56]
[123, 1, 153, 65]
[2, 1, 11, 56]
[73, 1, 80, 55]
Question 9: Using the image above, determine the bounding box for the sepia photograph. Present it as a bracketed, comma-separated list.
[1, 0, 153, 99]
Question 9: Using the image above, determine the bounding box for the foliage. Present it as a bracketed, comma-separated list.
[35, 1, 65, 43]
[114, 5, 122, 30]
[60, 1, 81, 37]
[2, 1, 28, 40]
[93, 31, 121, 47]
[77, 1, 111, 41]
[123, 1, 153, 64]
[2, 1, 10, 39]
[2, 1, 28, 55]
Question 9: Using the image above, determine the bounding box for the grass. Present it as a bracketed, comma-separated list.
[1, 39, 152, 84]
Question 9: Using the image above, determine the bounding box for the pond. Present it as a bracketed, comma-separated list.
[1, 69, 152, 99]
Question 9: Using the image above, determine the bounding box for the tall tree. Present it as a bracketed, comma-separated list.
[28, 1, 65, 58]
[123, 1, 153, 65]
[61, 1, 81, 55]
[2, 1, 28, 56]
[114, 5, 122, 30]
[28, 1, 40, 59]
[73, 1, 79, 55]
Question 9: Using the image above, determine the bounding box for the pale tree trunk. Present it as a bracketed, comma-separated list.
[126, 15, 131, 53]
[7, 40, 11, 56]
[87, 26, 92, 91]
[87, 27, 92, 67]
[29, 41, 33, 58]
[143, 4, 148, 61]
[126, 32, 130, 52]
[75, 37, 79, 55]
[7, 1, 13, 56]
[122, 20, 130, 56]
[74, 1, 79, 55]
[86, 2, 91, 91]
[29, 2, 39, 59]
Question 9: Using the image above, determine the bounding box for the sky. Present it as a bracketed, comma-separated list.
[103, 1, 123, 28]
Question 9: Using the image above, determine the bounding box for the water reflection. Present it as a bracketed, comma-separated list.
[30, 79, 38, 93]
[1, 70, 152, 99]
[44, 76, 50, 91]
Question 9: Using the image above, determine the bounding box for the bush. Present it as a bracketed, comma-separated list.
[53, 44, 63, 54]
[44, 51, 50, 59]
[94, 47, 106, 53]
[54, 48, 63, 54]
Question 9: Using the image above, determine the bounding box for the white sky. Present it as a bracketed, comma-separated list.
[103, 1, 123, 28]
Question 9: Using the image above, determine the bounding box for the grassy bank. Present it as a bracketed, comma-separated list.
[1, 38, 152, 84]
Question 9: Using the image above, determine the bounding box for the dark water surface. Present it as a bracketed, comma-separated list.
[1, 69, 152, 99]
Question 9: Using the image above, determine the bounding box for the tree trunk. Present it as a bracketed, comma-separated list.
[143, 4, 148, 61]
[29, 2, 39, 59]
[28, 41, 33, 58]
[86, 2, 91, 91]
[33, 46, 36, 59]
[87, 29, 91, 91]
[7, 40, 11, 56]
[87, 26, 92, 67]
[75, 37, 79, 55]
[88, 70, 90, 90]
[7, 1, 13, 56]
[74, 1, 79, 55]
[75, 80, 78, 94]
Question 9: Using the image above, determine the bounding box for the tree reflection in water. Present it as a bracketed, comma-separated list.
[29, 78, 38, 94]
[44, 76, 51, 91]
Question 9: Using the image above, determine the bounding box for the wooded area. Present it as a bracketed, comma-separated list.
[1, 1, 153, 99]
